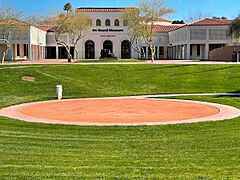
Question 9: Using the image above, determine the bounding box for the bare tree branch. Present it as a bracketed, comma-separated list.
[123, 0, 174, 62]
[54, 10, 91, 62]
[0, 7, 24, 64]
[185, 11, 209, 23]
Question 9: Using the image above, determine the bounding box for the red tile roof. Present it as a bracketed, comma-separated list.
[154, 25, 184, 33]
[40, 16, 59, 24]
[76, 7, 138, 12]
[34, 25, 55, 32]
[189, 18, 232, 26]
[154, 18, 171, 23]
[167, 18, 232, 32]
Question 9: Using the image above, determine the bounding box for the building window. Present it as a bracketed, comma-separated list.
[46, 47, 56, 59]
[197, 44, 201, 56]
[85, 40, 95, 59]
[209, 29, 228, 40]
[123, 20, 129, 26]
[17, 44, 20, 56]
[190, 45, 193, 56]
[209, 44, 225, 51]
[159, 47, 164, 56]
[24, 44, 28, 57]
[105, 19, 110, 26]
[155, 46, 158, 59]
[121, 40, 131, 59]
[96, 19, 101, 26]
[190, 29, 207, 40]
[114, 19, 120, 26]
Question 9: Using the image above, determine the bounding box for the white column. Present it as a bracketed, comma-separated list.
[174, 46, 177, 59]
[28, 44, 32, 60]
[172, 46, 174, 59]
[56, 46, 59, 59]
[205, 44, 209, 60]
[178, 46, 180, 59]
[176, 46, 179, 59]
[169, 47, 173, 59]
[180, 45, 183, 59]
[186, 44, 190, 60]
[43, 46, 46, 60]
[179, 45, 182, 59]
[146, 46, 149, 59]
[8, 44, 14, 60]
[184, 45, 187, 59]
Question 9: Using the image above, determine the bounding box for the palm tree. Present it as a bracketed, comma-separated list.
[64, 3, 72, 15]
[229, 15, 240, 39]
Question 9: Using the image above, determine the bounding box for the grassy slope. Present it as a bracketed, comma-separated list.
[0, 64, 240, 179]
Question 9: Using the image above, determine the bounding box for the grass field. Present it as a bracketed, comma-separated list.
[1, 64, 240, 179]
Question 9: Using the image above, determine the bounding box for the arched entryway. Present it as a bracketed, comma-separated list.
[121, 40, 131, 59]
[103, 40, 113, 53]
[85, 40, 95, 59]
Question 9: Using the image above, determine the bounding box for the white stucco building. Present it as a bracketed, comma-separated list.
[0, 19, 46, 60]
[168, 18, 232, 60]
[40, 8, 179, 60]
[0, 7, 238, 61]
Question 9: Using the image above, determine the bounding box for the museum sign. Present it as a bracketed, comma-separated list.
[92, 29, 124, 32]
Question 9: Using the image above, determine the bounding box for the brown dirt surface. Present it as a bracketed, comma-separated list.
[21, 76, 35, 82]
[19, 98, 220, 124]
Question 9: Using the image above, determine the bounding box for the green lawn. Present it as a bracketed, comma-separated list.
[75, 59, 145, 63]
[1, 64, 240, 179]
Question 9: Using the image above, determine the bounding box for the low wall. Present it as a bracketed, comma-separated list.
[209, 46, 240, 62]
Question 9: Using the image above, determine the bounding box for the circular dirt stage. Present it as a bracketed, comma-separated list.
[0, 97, 240, 126]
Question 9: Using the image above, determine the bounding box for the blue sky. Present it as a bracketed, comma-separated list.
[0, 0, 239, 21]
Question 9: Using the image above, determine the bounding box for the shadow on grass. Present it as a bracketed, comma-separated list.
[132, 64, 193, 71]
[215, 90, 240, 98]
[172, 66, 237, 76]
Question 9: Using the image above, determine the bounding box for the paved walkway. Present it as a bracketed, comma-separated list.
[141, 92, 240, 98]
[1, 59, 240, 65]
[88, 93, 240, 99]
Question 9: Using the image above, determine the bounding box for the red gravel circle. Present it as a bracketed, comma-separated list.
[17, 98, 220, 124]
[1, 97, 240, 126]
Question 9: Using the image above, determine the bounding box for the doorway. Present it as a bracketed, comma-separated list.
[103, 40, 113, 53]
[85, 40, 95, 59]
[121, 40, 131, 59]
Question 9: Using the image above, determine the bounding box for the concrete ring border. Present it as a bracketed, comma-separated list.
[0, 96, 240, 126]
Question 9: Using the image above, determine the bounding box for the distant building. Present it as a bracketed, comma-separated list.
[0, 19, 46, 60]
[41, 7, 182, 60]
[0, 7, 238, 61]
[168, 18, 233, 60]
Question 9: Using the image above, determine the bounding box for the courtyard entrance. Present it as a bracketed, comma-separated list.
[121, 40, 131, 59]
[85, 40, 95, 59]
[103, 40, 113, 53]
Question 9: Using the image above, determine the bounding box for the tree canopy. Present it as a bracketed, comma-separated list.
[212, 16, 227, 20]
[123, 0, 174, 61]
[0, 7, 24, 63]
[172, 20, 185, 24]
[64, 3, 73, 14]
[54, 11, 91, 62]
[229, 15, 240, 39]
